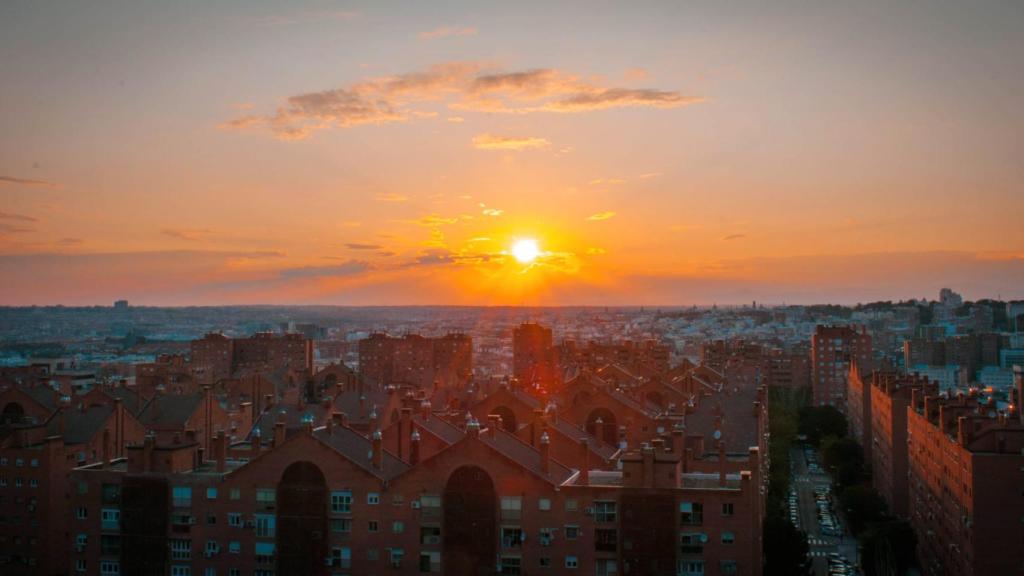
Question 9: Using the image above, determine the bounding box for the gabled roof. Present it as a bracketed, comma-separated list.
[544, 417, 617, 460]
[138, 393, 204, 428]
[477, 428, 575, 485]
[102, 386, 147, 415]
[46, 405, 114, 445]
[249, 403, 329, 440]
[410, 413, 464, 445]
[20, 386, 59, 412]
[312, 426, 410, 480]
[684, 383, 761, 454]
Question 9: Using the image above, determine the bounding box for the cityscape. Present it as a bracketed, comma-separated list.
[2, 2, 1023, 576]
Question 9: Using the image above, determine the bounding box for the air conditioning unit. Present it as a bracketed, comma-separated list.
[411, 501, 421, 509]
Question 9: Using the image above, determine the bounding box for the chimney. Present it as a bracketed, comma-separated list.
[114, 397, 124, 458]
[531, 409, 544, 447]
[102, 427, 111, 468]
[957, 416, 971, 447]
[251, 427, 261, 457]
[420, 400, 432, 420]
[264, 393, 274, 409]
[410, 428, 421, 466]
[326, 415, 334, 435]
[642, 443, 655, 488]
[372, 430, 383, 470]
[335, 412, 349, 428]
[399, 408, 412, 459]
[539, 431, 550, 474]
[578, 438, 590, 486]
[488, 415, 501, 438]
[274, 421, 286, 447]
[467, 418, 481, 439]
[216, 430, 227, 473]
[143, 433, 155, 473]
[359, 395, 366, 419]
[718, 440, 727, 487]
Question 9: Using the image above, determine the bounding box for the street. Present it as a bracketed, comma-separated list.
[789, 444, 860, 575]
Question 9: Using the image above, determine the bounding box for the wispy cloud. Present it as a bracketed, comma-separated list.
[278, 260, 371, 279]
[722, 233, 747, 241]
[0, 211, 37, 222]
[162, 228, 212, 242]
[587, 247, 608, 255]
[221, 61, 703, 140]
[472, 133, 550, 151]
[419, 26, 477, 40]
[56, 237, 83, 246]
[0, 175, 58, 187]
[0, 223, 34, 234]
[589, 177, 626, 186]
[587, 211, 617, 221]
[638, 172, 662, 180]
[482, 208, 504, 216]
[345, 243, 383, 250]
[375, 193, 408, 203]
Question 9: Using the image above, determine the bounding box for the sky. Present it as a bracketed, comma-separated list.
[1, 0, 1022, 306]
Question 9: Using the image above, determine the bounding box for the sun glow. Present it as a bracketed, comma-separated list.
[511, 238, 540, 263]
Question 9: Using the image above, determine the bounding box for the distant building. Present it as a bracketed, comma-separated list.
[938, 288, 963, 309]
[113, 300, 129, 310]
[190, 332, 313, 385]
[810, 325, 872, 407]
[513, 323, 559, 388]
[357, 333, 472, 390]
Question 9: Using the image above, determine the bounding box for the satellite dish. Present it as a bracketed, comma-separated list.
[713, 429, 722, 440]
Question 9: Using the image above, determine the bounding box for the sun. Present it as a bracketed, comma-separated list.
[511, 238, 540, 263]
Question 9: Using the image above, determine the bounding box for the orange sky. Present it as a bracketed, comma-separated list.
[1, 1, 1022, 305]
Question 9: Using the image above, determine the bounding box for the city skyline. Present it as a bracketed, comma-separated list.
[2, 1, 1023, 306]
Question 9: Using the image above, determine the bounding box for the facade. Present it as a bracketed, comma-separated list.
[906, 370, 1024, 576]
[512, 323, 560, 388]
[358, 333, 472, 390]
[810, 325, 872, 407]
[191, 333, 313, 385]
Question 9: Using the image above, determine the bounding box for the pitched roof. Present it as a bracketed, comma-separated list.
[46, 405, 113, 445]
[477, 428, 574, 485]
[138, 393, 204, 428]
[312, 426, 410, 480]
[249, 403, 329, 440]
[684, 383, 761, 454]
[545, 417, 617, 460]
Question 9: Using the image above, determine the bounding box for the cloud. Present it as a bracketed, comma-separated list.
[472, 133, 550, 151]
[586, 211, 617, 221]
[722, 233, 747, 241]
[375, 193, 408, 203]
[279, 260, 371, 279]
[638, 172, 662, 180]
[0, 175, 58, 187]
[417, 214, 460, 226]
[162, 228, 212, 241]
[446, 116, 465, 123]
[0, 223, 33, 234]
[419, 26, 477, 40]
[586, 247, 608, 255]
[56, 237, 83, 246]
[481, 208, 504, 216]
[221, 61, 702, 140]
[625, 67, 649, 82]
[0, 211, 37, 222]
[345, 243, 383, 250]
[589, 178, 626, 185]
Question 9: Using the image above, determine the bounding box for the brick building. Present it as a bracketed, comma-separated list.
[906, 369, 1024, 576]
[191, 333, 313, 386]
[358, 333, 472, 390]
[513, 323, 560, 389]
[811, 325, 872, 407]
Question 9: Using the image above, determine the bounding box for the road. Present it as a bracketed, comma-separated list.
[789, 445, 860, 575]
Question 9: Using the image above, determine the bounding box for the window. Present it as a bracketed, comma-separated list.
[367, 492, 380, 505]
[171, 486, 192, 508]
[205, 540, 219, 556]
[501, 527, 523, 548]
[206, 488, 218, 500]
[390, 548, 404, 568]
[330, 518, 352, 533]
[331, 490, 352, 513]
[392, 493, 405, 506]
[368, 520, 380, 532]
[204, 569, 216, 576]
[538, 498, 551, 511]
[539, 557, 551, 567]
[76, 507, 88, 520]
[500, 556, 521, 575]
[101, 508, 120, 531]
[330, 547, 352, 569]
[419, 550, 441, 573]
[76, 533, 88, 547]
[392, 520, 405, 534]
[171, 566, 191, 576]
[420, 494, 441, 516]
[680, 502, 703, 525]
[229, 488, 240, 500]
[15, 458, 22, 467]
[595, 528, 617, 552]
[596, 560, 618, 576]
[228, 541, 240, 554]
[565, 555, 579, 569]
[229, 569, 240, 576]
[565, 498, 578, 512]
[102, 483, 121, 504]
[29, 478, 38, 488]
[420, 525, 441, 545]
[255, 489, 275, 506]
[101, 535, 121, 556]
[170, 539, 191, 560]
[254, 542, 275, 565]
[721, 503, 734, 516]
[720, 560, 738, 574]
[227, 513, 242, 527]
[30, 459, 38, 468]
[594, 501, 617, 522]
[367, 548, 379, 561]
[500, 496, 522, 520]
[77, 481, 88, 494]
[679, 533, 705, 554]
[565, 525, 580, 540]
[76, 559, 86, 572]
[678, 560, 705, 576]
[721, 531, 735, 544]
[99, 560, 120, 575]
[539, 528, 555, 546]
[254, 514, 275, 538]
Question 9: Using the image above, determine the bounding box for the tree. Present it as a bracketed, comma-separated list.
[763, 515, 813, 576]
[860, 520, 918, 576]
[820, 435, 868, 490]
[839, 484, 888, 536]
[798, 405, 847, 445]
